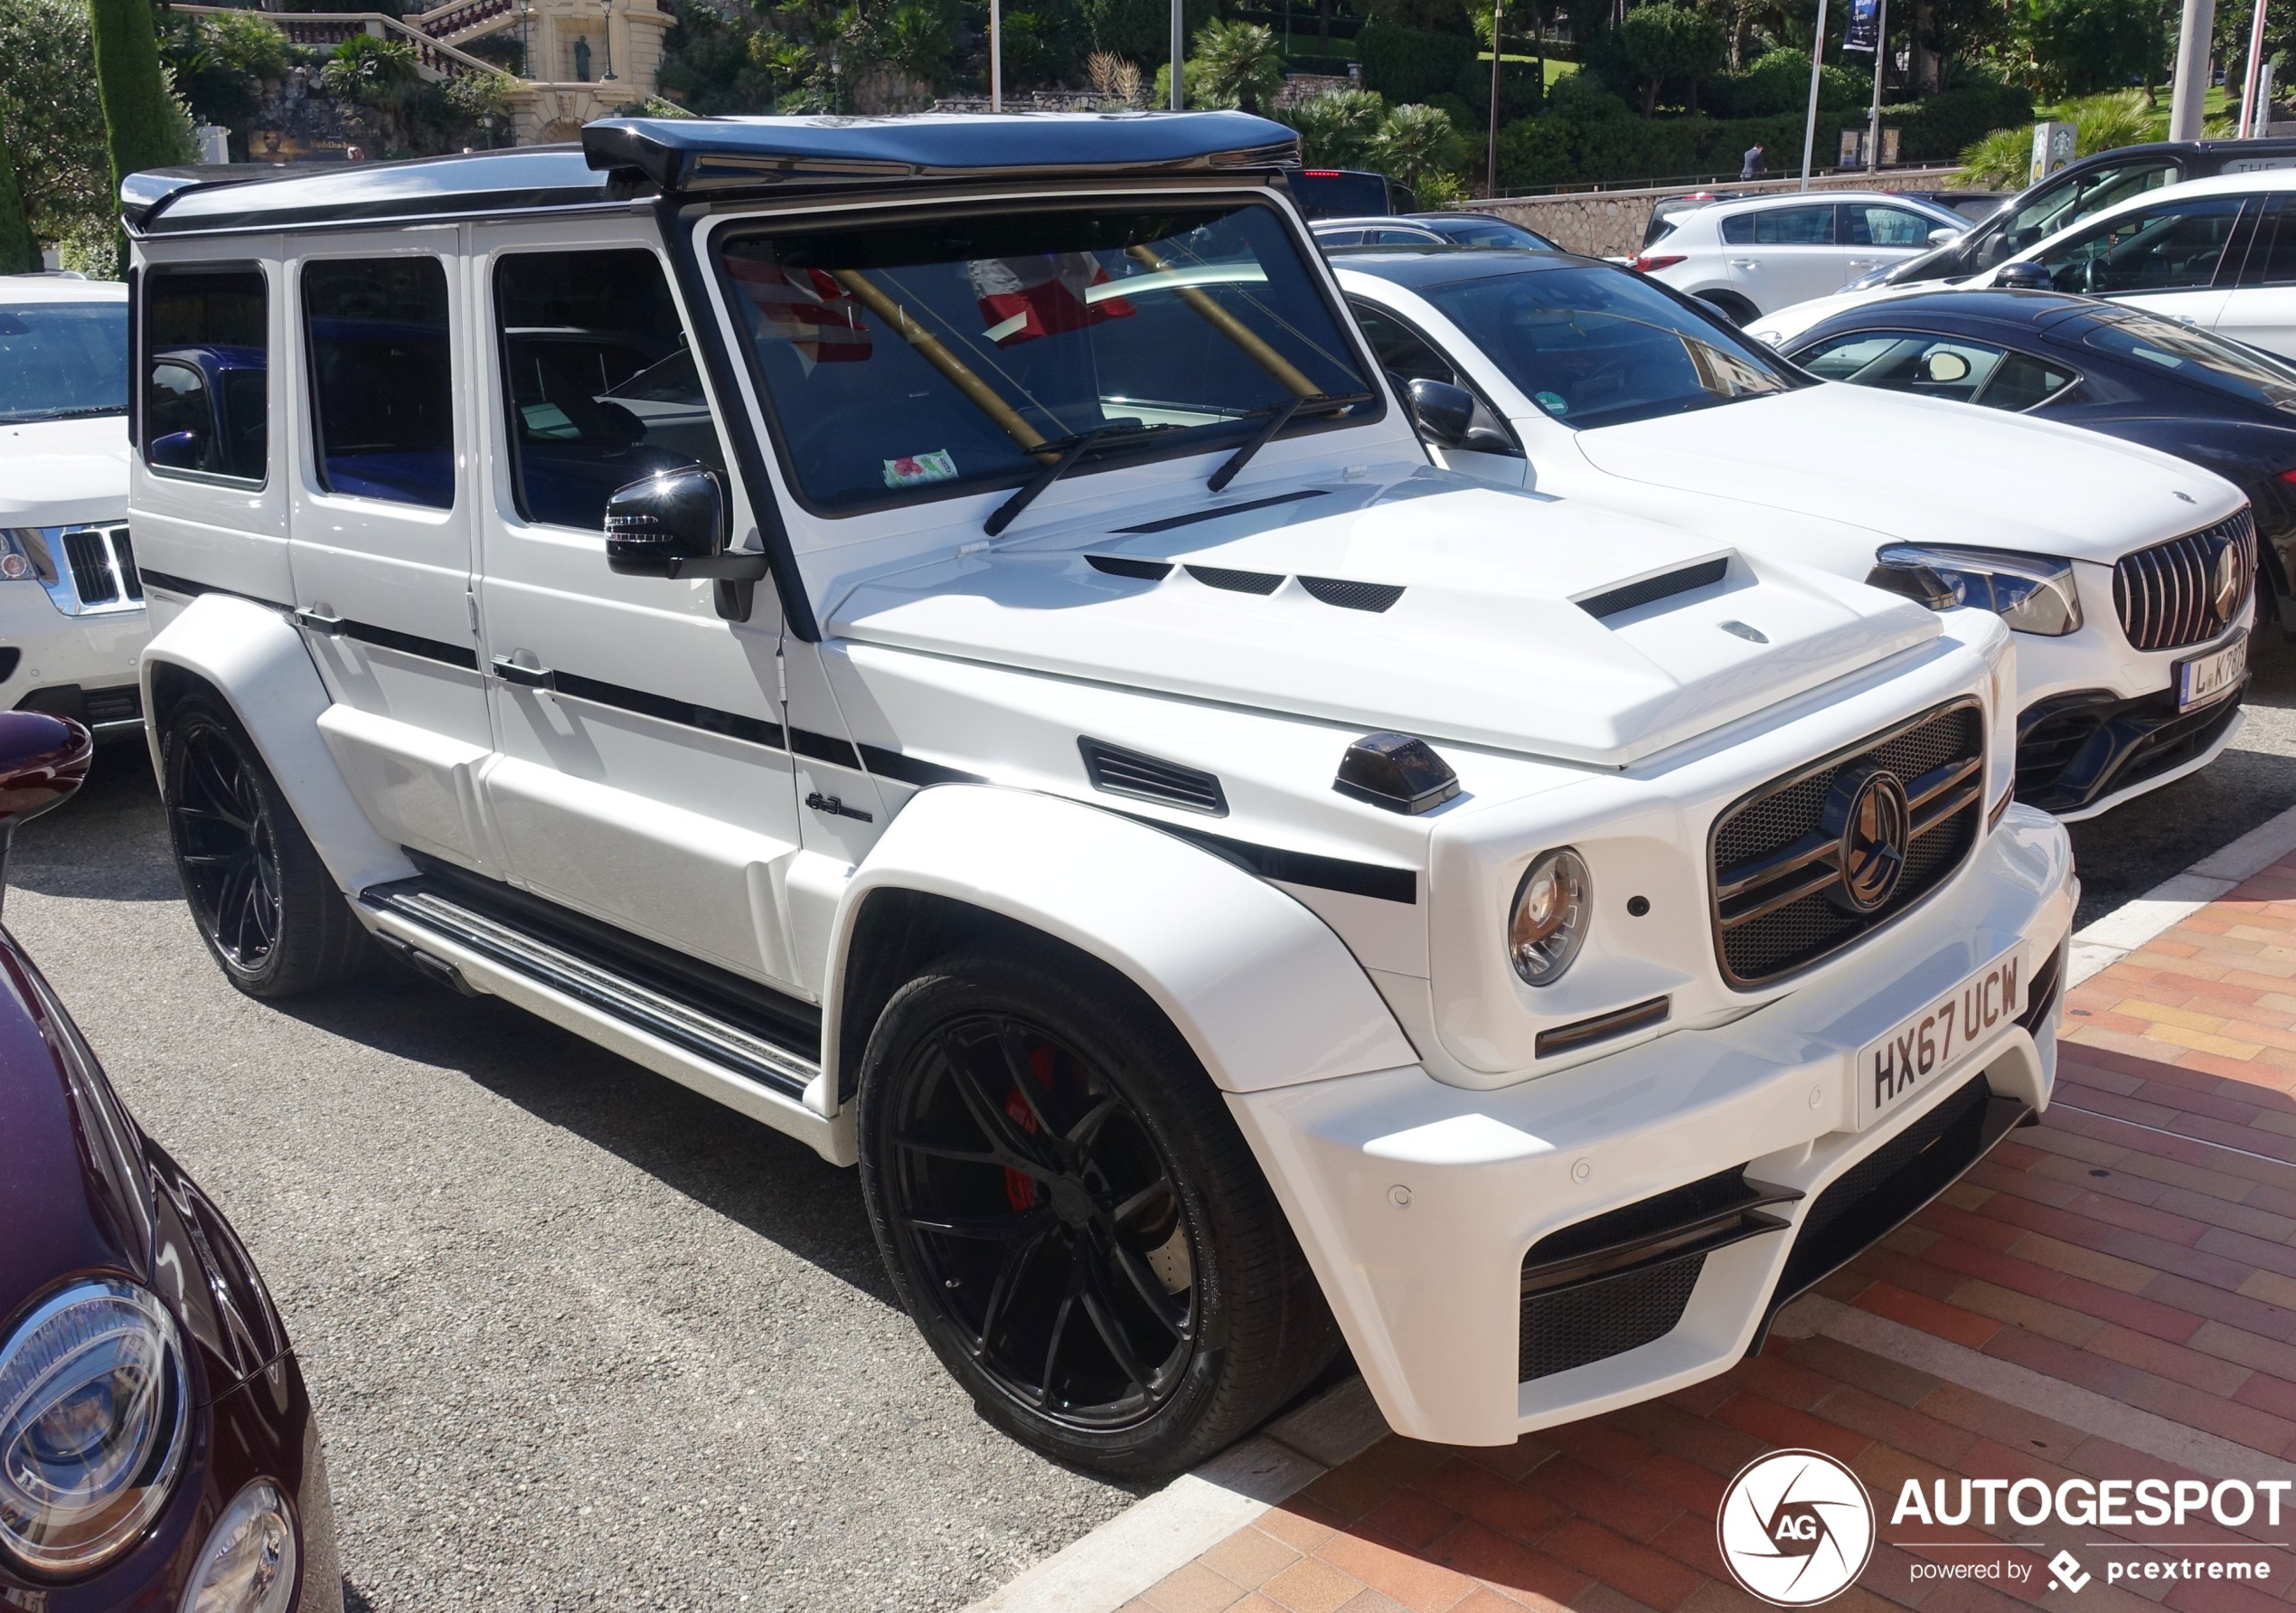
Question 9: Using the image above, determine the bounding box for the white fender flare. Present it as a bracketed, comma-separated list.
[823, 785, 1418, 1098]
[140, 593, 413, 897]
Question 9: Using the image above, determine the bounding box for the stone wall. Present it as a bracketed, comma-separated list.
[1465, 165, 1968, 259]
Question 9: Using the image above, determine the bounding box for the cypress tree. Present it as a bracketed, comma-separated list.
[89, 0, 190, 199]
[0, 116, 37, 276]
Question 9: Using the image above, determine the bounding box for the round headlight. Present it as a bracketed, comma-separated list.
[180, 1480, 297, 1613]
[1508, 848, 1591, 986]
[0, 1278, 189, 1574]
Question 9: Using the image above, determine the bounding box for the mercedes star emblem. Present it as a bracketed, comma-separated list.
[1825, 766, 1909, 914]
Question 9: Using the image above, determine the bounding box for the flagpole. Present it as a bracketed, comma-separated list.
[1865, 0, 1887, 170]
[991, 0, 1002, 112]
[1171, 0, 1184, 108]
[1487, 0, 1504, 198]
[1799, 0, 1830, 189]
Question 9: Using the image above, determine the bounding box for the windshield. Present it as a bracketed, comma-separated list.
[0, 299, 127, 424]
[1420, 265, 1796, 429]
[2080, 305, 2296, 414]
[717, 202, 1376, 514]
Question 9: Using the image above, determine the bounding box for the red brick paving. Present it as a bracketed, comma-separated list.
[1119, 854, 2296, 1613]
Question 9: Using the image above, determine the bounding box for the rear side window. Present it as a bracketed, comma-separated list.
[1842, 203, 1939, 247]
[1721, 204, 1834, 246]
[303, 258, 454, 509]
[493, 249, 726, 531]
[2237, 195, 2296, 285]
[1794, 328, 2075, 410]
[142, 265, 267, 483]
[2035, 195, 2246, 296]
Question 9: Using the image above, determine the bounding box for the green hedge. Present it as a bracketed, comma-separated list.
[1358, 19, 1476, 103]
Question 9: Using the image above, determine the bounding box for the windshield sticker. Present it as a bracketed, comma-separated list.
[1535, 391, 1569, 416]
[969, 254, 1137, 346]
[884, 449, 958, 489]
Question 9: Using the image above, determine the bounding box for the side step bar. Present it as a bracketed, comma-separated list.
[357, 875, 846, 1165]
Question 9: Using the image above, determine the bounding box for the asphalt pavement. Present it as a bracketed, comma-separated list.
[7, 629, 2291, 1610]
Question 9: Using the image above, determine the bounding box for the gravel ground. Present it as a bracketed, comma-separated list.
[7, 757, 1140, 1613]
[9, 627, 2292, 1609]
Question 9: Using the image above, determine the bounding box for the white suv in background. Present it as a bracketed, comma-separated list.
[0, 275, 149, 734]
[1634, 191, 1969, 324]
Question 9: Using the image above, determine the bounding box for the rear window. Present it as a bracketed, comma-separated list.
[142, 265, 267, 483]
[2080, 305, 2296, 414]
[303, 258, 454, 509]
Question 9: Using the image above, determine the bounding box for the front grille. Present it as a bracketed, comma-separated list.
[54, 524, 139, 609]
[1710, 700, 1985, 987]
[1520, 1253, 1704, 1380]
[2113, 510, 2254, 651]
[2016, 684, 2246, 815]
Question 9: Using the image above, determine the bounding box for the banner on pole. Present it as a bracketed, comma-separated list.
[1844, 0, 1881, 52]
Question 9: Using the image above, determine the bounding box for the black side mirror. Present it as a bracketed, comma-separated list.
[147, 430, 203, 471]
[1406, 378, 1476, 449]
[603, 464, 768, 621]
[1995, 260, 2051, 291]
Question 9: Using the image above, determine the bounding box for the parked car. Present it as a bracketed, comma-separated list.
[1338, 248, 2256, 819]
[1313, 213, 1559, 250]
[1848, 138, 2296, 292]
[0, 709, 341, 1611]
[1760, 169, 2296, 363]
[0, 275, 150, 733]
[1285, 166, 1415, 219]
[127, 114, 2074, 1478]
[1778, 288, 2296, 659]
[1630, 190, 1970, 322]
[1640, 190, 1751, 251]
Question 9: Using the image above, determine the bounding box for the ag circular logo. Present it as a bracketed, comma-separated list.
[1716, 1448, 1876, 1606]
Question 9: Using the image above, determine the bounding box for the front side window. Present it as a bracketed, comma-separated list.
[1350, 303, 1521, 456]
[1843, 204, 1940, 248]
[0, 299, 127, 426]
[2035, 195, 2246, 297]
[1721, 204, 1835, 246]
[1793, 329, 2075, 410]
[718, 202, 1375, 514]
[2236, 195, 2296, 286]
[142, 265, 266, 482]
[1982, 160, 2178, 269]
[494, 250, 725, 531]
[1420, 265, 1796, 430]
[303, 257, 453, 509]
[2080, 304, 2296, 414]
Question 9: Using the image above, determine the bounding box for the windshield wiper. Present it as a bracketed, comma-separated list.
[983, 421, 1175, 537]
[1207, 391, 1373, 493]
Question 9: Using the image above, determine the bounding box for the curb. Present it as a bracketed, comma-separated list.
[965, 798, 2296, 1613]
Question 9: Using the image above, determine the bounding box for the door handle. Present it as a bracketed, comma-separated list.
[292, 606, 343, 636]
[1728, 258, 1758, 269]
[489, 654, 553, 690]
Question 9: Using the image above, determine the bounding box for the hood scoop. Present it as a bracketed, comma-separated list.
[1088, 555, 1406, 613]
[1576, 557, 1729, 621]
[1300, 577, 1404, 613]
[1186, 564, 1283, 595]
[1088, 554, 1172, 580]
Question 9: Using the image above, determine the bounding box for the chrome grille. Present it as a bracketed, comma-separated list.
[2113, 509, 2254, 652]
[48, 524, 141, 612]
[1709, 700, 1984, 987]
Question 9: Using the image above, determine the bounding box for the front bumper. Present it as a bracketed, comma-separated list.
[2017, 679, 2246, 819]
[0, 1347, 342, 1613]
[0, 580, 148, 731]
[1228, 807, 2074, 1448]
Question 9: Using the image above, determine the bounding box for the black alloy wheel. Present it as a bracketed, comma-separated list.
[858, 948, 1336, 1477]
[161, 693, 371, 998]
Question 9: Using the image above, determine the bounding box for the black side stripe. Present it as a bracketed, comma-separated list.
[335, 619, 480, 671]
[857, 743, 984, 787]
[550, 669, 786, 750]
[136, 569, 293, 613]
[1117, 488, 1328, 534]
[789, 728, 862, 769]
[1115, 809, 1416, 904]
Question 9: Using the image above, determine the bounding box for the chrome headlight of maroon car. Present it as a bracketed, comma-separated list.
[0, 1278, 189, 1574]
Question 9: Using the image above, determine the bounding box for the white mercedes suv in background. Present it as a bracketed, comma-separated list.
[0, 275, 149, 734]
[1341, 249, 2256, 821]
[127, 114, 2074, 1477]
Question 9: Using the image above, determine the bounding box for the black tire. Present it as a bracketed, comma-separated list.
[160, 693, 371, 998]
[856, 945, 1337, 1478]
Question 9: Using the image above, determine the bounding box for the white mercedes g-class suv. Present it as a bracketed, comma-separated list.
[127, 114, 2075, 1478]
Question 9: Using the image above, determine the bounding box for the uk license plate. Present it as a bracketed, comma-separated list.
[2175, 632, 2246, 712]
[1857, 948, 2026, 1129]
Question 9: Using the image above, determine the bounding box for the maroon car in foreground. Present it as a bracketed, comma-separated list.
[0, 712, 340, 1612]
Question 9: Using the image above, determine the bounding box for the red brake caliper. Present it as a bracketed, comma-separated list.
[1002, 1043, 1059, 1212]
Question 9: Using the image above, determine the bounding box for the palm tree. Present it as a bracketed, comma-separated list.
[1190, 20, 1284, 115]
[1372, 103, 1464, 192]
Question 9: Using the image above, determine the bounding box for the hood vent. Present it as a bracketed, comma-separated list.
[1087, 555, 1173, 580]
[1079, 738, 1228, 816]
[1186, 565, 1284, 595]
[1577, 557, 1729, 621]
[1300, 576, 1404, 613]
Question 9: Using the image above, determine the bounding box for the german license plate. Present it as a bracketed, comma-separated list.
[1857, 948, 2026, 1128]
[2175, 632, 2246, 712]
